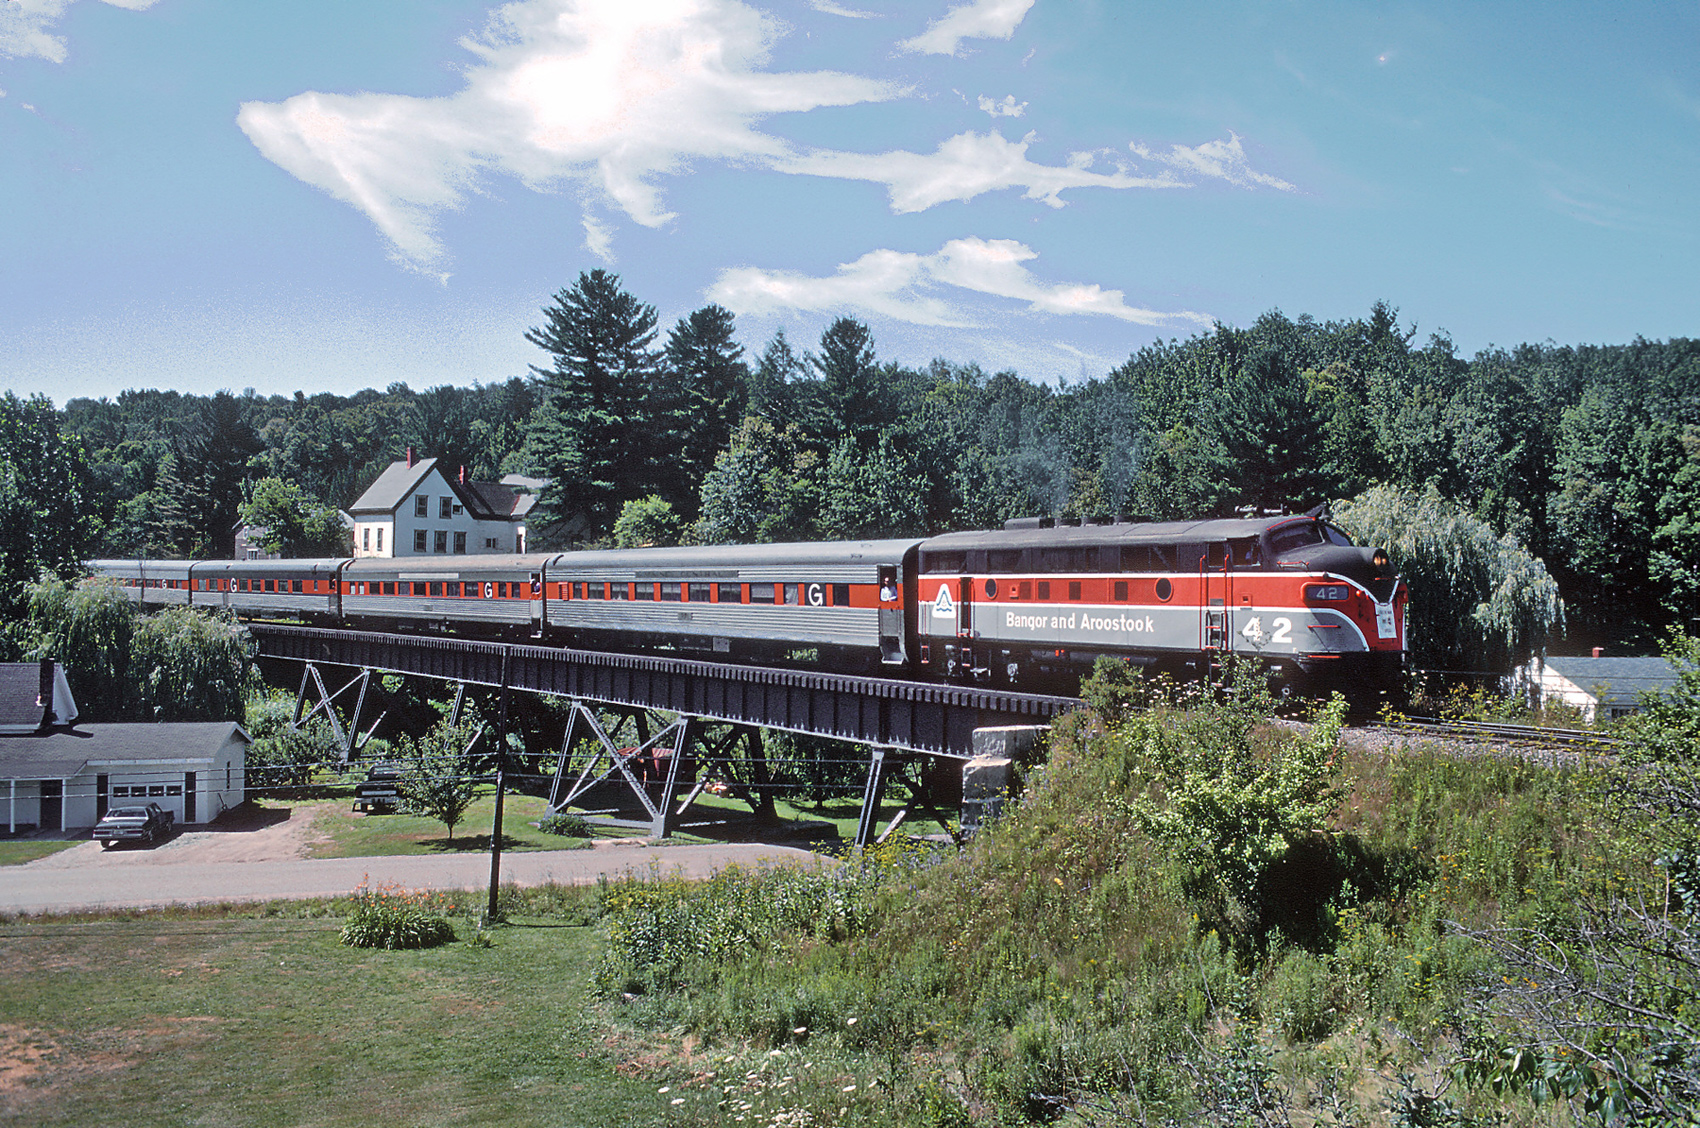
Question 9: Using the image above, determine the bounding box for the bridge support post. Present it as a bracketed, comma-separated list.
[855, 747, 889, 848]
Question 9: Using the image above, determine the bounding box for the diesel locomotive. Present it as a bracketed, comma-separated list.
[92, 508, 1407, 701]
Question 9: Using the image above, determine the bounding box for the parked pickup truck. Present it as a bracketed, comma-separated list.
[93, 802, 175, 847]
[353, 763, 404, 813]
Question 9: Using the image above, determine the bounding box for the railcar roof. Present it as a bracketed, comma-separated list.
[920, 516, 1314, 551]
[200, 559, 348, 573]
[546, 539, 922, 573]
[343, 553, 558, 576]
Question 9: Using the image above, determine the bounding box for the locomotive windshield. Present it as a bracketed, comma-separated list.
[1268, 522, 1325, 553]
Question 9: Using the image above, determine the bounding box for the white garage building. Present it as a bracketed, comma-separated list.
[0, 662, 248, 833]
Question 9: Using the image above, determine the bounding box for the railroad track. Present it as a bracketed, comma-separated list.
[1382, 715, 1618, 749]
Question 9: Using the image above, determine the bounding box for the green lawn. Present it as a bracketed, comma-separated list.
[0, 912, 681, 1128]
[300, 787, 921, 859]
[303, 791, 599, 858]
[0, 840, 80, 867]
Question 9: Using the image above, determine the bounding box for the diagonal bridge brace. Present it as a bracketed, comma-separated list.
[292, 664, 382, 764]
[548, 703, 698, 838]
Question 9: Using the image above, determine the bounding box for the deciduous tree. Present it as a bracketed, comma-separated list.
[240, 477, 350, 557]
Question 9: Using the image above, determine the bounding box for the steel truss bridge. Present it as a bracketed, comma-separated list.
[251, 625, 1077, 846]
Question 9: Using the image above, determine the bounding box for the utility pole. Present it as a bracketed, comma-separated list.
[486, 647, 510, 924]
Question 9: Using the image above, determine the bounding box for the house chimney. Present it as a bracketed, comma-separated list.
[1592, 646, 1604, 658]
[37, 658, 53, 730]
[459, 465, 465, 484]
[406, 447, 414, 468]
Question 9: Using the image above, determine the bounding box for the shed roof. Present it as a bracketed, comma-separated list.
[1541, 656, 1681, 706]
[0, 722, 249, 780]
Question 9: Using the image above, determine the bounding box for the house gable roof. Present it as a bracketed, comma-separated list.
[349, 458, 531, 522]
[348, 458, 439, 515]
[0, 662, 79, 735]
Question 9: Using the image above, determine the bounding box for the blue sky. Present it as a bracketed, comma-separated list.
[3, 0, 1696, 404]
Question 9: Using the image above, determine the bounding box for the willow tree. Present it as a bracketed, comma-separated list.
[1333, 484, 1564, 673]
[17, 577, 253, 722]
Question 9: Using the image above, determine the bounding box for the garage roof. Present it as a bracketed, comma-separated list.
[0, 722, 249, 780]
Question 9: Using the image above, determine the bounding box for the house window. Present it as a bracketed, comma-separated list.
[453, 532, 467, 554]
[415, 495, 428, 518]
[434, 530, 448, 553]
[414, 529, 427, 552]
[362, 528, 370, 551]
[440, 497, 452, 519]
[376, 528, 383, 552]
[485, 537, 498, 550]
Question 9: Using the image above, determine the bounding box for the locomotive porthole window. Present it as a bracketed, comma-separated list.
[984, 579, 997, 598]
[1156, 578, 1173, 601]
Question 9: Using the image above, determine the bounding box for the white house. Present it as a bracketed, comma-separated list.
[1520, 654, 1682, 722]
[348, 455, 538, 558]
[0, 662, 248, 832]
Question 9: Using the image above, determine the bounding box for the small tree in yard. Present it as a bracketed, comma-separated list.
[398, 717, 483, 844]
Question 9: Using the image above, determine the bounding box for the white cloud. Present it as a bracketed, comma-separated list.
[899, 0, 1035, 56]
[709, 237, 1212, 329]
[977, 94, 1026, 118]
[1128, 132, 1295, 191]
[581, 214, 615, 261]
[238, 0, 900, 274]
[808, 0, 878, 17]
[781, 130, 1181, 212]
[0, 0, 156, 64]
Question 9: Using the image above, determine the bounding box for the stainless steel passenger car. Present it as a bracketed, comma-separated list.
[339, 554, 554, 637]
[541, 540, 918, 669]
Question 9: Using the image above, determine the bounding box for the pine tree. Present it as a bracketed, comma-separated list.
[521, 270, 663, 541]
[662, 304, 748, 514]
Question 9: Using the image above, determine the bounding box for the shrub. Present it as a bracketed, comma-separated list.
[339, 881, 456, 950]
[538, 811, 591, 837]
[1265, 947, 1337, 1041]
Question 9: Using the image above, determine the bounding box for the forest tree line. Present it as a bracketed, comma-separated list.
[3, 270, 1697, 661]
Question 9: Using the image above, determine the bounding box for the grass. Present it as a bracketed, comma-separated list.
[0, 841, 80, 867]
[303, 791, 597, 858]
[675, 791, 928, 843]
[585, 682, 1630, 1125]
[0, 906, 677, 1128]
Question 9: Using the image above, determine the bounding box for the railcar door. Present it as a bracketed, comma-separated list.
[878, 565, 903, 664]
[1199, 542, 1231, 654]
[530, 570, 545, 638]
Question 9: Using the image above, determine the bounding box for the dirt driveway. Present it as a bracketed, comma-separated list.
[28, 802, 332, 870]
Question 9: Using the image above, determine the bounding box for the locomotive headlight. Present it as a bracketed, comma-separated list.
[1304, 583, 1350, 602]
